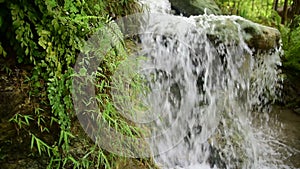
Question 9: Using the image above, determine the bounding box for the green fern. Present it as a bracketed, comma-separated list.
[0, 0, 147, 168]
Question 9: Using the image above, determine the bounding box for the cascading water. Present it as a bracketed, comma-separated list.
[131, 1, 291, 169]
[70, 0, 300, 168]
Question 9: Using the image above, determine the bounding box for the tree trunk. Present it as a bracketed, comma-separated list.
[282, 0, 289, 24]
[273, 0, 279, 10]
[291, 0, 300, 16]
[290, 0, 300, 27]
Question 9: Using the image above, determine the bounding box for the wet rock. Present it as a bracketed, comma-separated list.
[170, 0, 221, 16]
[294, 108, 300, 115]
[193, 16, 281, 51]
[281, 70, 300, 111]
[208, 145, 226, 169]
[236, 18, 281, 51]
[168, 0, 280, 51]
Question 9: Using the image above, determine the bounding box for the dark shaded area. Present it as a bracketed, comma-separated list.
[208, 145, 226, 169]
[0, 69, 50, 169]
[280, 68, 300, 114]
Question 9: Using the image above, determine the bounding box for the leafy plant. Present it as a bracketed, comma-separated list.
[0, 0, 150, 168]
[9, 113, 34, 128]
[281, 16, 300, 72]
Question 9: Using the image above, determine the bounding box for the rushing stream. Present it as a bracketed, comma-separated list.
[124, 0, 299, 169]
[74, 0, 299, 168]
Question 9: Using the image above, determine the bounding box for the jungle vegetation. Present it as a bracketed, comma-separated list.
[0, 0, 152, 168]
[0, 0, 299, 168]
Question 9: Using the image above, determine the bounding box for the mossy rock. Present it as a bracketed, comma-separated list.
[235, 18, 281, 51]
[170, 0, 222, 16]
[193, 16, 281, 51]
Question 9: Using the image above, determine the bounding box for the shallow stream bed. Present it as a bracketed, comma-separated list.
[271, 106, 300, 168]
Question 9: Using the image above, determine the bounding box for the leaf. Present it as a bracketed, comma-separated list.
[30, 134, 35, 149]
[34, 81, 42, 88]
[58, 130, 64, 145]
[36, 138, 41, 155]
[79, 67, 87, 75]
[17, 57, 23, 63]
[70, 5, 78, 13]
[38, 38, 47, 49]
[45, 0, 57, 10]
[0, 43, 7, 57]
[40, 30, 51, 36]
[0, 15, 2, 27]
[24, 115, 33, 125]
[67, 156, 78, 165]
[25, 47, 29, 55]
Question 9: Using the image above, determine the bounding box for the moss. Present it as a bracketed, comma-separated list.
[194, 16, 280, 51]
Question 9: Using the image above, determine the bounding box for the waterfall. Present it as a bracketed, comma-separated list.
[126, 1, 287, 169]
[71, 0, 300, 168]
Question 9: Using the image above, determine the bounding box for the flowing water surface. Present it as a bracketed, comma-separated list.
[130, 1, 300, 169]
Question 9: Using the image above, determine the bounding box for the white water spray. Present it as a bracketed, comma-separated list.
[72, 1, 298, 168]
[134, 1, 288, 169]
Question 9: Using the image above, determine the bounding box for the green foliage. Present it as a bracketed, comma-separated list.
[72, 22, 148, 158]
[0, 42, 7, 57]
[9, 113, 34, 128]
[281, 16, 300, 72]
[0, 0, 146, 168]
[30, 133, 55, 156]
[215, 0, 291, 25]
